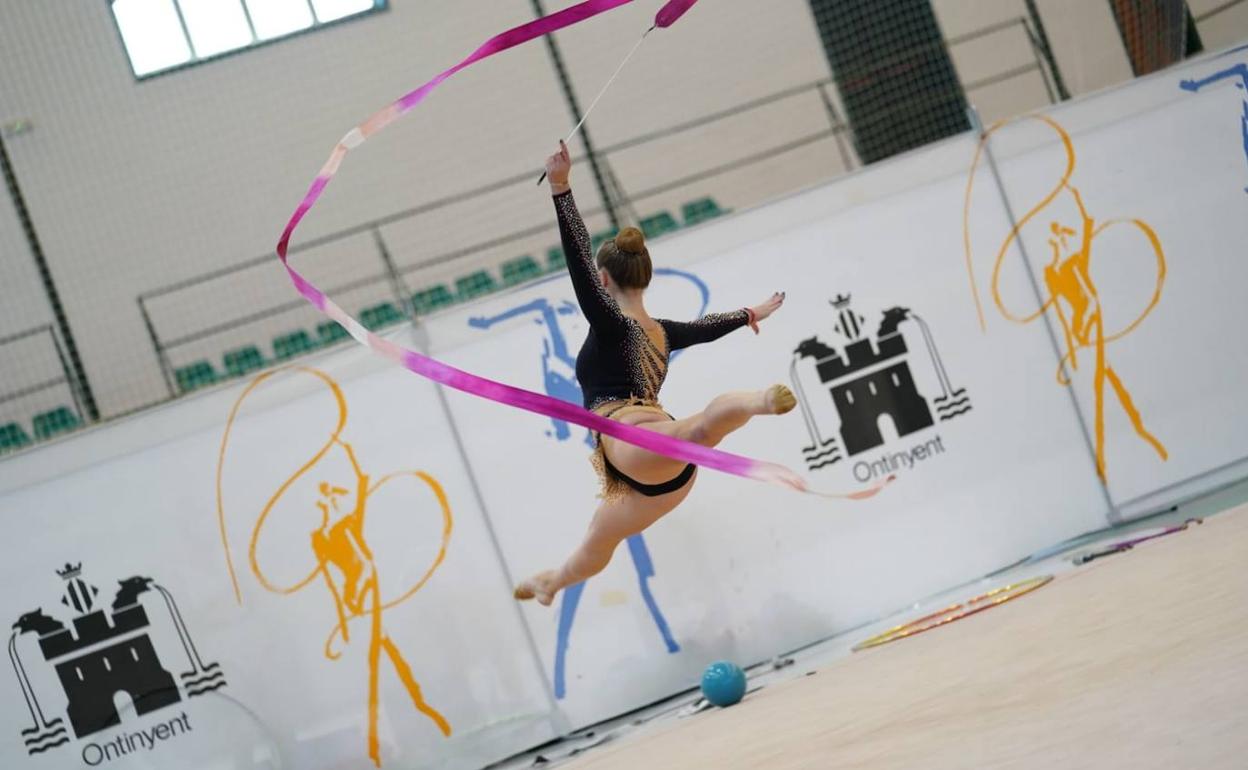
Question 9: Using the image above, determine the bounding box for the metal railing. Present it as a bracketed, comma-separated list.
[122, 17, 1059, 415]
[137, 79, 858, 396]
[1195, 0, 1247, 23]
[0, 325, 84, 449]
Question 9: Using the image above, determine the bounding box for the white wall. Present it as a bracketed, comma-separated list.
[0, 0, 843, 417]
[0, 0, 571, 415]
[2, 42, 1247, 768]
[4, 0, 1242, 427]
[1191, 0, 1248, 50]
[935, 0, 1133, 121]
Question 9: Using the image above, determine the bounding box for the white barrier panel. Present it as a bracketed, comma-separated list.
[0, 352, 558, 769]
[967, 45, 1248, 518]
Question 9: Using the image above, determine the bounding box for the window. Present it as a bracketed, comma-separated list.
[111, 0, 386, 78]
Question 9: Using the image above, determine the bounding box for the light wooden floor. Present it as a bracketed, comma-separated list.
[567, 504, 1248, 769]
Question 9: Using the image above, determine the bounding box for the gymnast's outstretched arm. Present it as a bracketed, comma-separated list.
[659, 312, 749, 350]
[661, 291, 786, 351]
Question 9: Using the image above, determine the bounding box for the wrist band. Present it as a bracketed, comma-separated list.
[745, 307, 759, 334]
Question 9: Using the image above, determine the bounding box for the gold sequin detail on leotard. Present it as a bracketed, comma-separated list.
[588, 399, 671, 501]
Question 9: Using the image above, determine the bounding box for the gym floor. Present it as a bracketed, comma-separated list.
[494, 481, 1248, 769]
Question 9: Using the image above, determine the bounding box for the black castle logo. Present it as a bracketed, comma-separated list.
[790, 294, 972, 470]
[9, 563, 226, 755]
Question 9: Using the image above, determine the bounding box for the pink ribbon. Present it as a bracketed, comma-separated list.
[655, 0, 700, 28]
[276, 0, 887, 501]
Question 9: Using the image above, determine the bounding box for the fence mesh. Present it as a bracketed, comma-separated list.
[1, 0, 1243, 455]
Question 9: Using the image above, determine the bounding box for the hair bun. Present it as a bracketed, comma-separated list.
[615, 227, 646, 255]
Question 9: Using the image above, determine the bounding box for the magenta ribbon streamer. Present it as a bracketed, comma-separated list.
[276, 0, 886, 501]
[654, 0, 699, 27]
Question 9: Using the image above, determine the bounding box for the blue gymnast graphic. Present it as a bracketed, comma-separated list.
[470, 298, 593, 446]
[469, 267, 709, 698]
[1181, 59, 1248, 193]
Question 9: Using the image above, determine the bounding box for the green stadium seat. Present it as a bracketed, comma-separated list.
[223, 346, 266, 378]
[317, 320, 351, 346]
[681, 197, 730, 227]
[640, 211, 680, 240]
[360, 302, 404, 331]
[32, 407, 80, 441]
[273, 330, 317, 361]
[455, 270, 498, 302]
[175, 360, 219, 393]
[590, 230, 614, 255]
[411, 285, 456, 315]
[501, 256, 543, 287]
[0, 423, 32, 453]
[545, 246, 566, 272]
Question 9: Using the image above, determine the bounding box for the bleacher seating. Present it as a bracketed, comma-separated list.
[317, 321, 351, 346]
[223, 346, 266, 378]
[501, 256, 543, 287]
[455, 270, 497, 302]
[545, 246, 566, 273]
[273, 330, 317, 360]
[0, 422, 32, 453]
[32, 406, 81, 441]
[411, 285, 456, 315]
[360, 302, 405, 330]
[175, 360, 219, 393]
[640, 211, 681, 239]
[681, 197, 730, 226]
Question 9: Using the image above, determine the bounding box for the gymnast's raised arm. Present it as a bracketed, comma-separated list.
[546, 141, 627, 335]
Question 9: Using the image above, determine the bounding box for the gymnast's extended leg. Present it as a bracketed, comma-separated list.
[600, 384, 796, 487]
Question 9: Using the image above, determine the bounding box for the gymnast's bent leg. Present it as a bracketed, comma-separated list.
[600, 385, 796, 487]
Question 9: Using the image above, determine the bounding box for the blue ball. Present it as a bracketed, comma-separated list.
[701, 661, 747, 707]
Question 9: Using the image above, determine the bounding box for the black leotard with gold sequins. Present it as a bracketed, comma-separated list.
[553, 190, 748, 410]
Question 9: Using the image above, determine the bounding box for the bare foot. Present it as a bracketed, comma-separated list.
[765, 384, 797, 415]
[514, 570, 559, 606]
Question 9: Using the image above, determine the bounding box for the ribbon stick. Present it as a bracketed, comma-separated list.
[536, 28, 652, 185]
[536, 0, 702, 185]
[276, 0, 888, 501]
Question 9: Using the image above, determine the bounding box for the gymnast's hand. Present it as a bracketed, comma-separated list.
[546, 140, 572, 194]
[750, 292, 786, 324]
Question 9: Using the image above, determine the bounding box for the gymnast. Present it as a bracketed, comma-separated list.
[515, 141, 794, 605]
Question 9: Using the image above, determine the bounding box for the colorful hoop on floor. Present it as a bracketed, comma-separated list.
[852, 575, 1053, 652]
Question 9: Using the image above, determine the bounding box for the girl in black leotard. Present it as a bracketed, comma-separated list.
[515, 142, 793, 606]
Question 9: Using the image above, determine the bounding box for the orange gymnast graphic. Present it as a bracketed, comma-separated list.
[215, 366, 453, 767]
[963, 115, 1168, 482]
